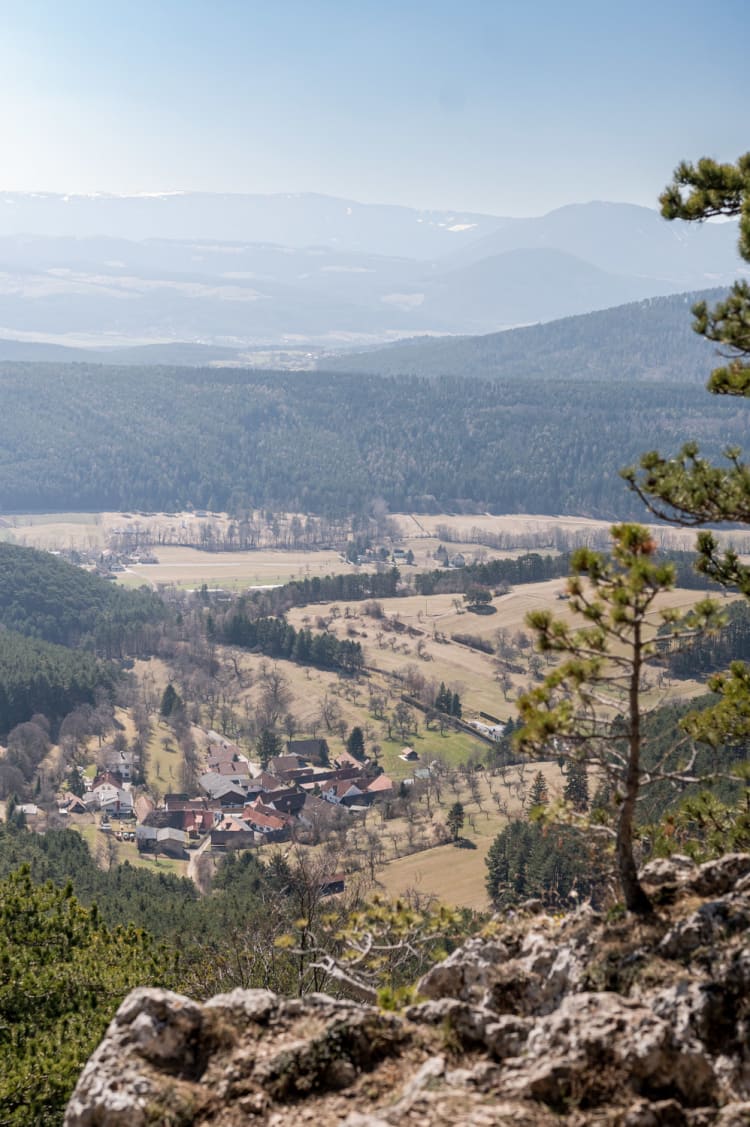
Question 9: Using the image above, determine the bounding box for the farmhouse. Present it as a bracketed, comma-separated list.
[321, 779, 365, 807]
[286, 738, 330, 765]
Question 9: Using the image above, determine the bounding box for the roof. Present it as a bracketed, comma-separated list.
[200, 771, 250, 799]
[134, 794, 155, 822]
[268, 755, 309, 775]
[92, 771, 124, 790]
[243, 809, 287, 832]
[255, 772, 286, 791]
[324, 780, 363, 798]
[366, 774, 394, 793]
[334, 750, 367, 769]
[214, 761, 251, 778]
[287, 738, 330, 762]
[245, 801, 296, 826]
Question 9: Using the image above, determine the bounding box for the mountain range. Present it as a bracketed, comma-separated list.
[320, 289, 727, 383]
[0, 192, 741, 351]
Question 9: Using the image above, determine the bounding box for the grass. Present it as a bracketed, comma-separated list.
[378, 729, 486, 781]
[72, 819, 188, 877]
[117, 545, 350, 592]
[374, 762, 564, 911]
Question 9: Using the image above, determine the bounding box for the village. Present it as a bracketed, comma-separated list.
[52, 728, 430, 873]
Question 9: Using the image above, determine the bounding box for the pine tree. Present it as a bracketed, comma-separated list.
[256, 727, 282, 769]
[563, 760, 590, 812]
[517, 523, 720, 915]
[624, 151, 750, 750]
[528, 770, 549, 808]
[451, 691, 462, 719]
[159, 682, 180, 718]
[346, 726, 366, 761]
[435, 682, 451, 713]
[0, 867, 173, 1125]
[446, 801, 465, 842]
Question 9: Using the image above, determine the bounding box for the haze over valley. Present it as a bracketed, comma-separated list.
[0, 192, 741, 356]
[2, 5, 750, 1124]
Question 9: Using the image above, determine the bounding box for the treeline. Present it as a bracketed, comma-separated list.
[245, 567, 401, 616]
[0, 361, 748, 518]
[661, 602, 750, 680]
[415, 552, 571, 596]
[219, 612, 364, 672]
[0, 542, 165, 657]
[0, 629, 114, 736]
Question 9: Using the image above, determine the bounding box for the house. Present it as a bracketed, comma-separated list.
[149, 805, 218, 838]
[92, 781, 134, 816]
[92, 769, 125, 791]
[242, 807, 292, 842]
[334, 749, 368, 770]
[268, 754, 310, 777]
[254, 771, 287, 792]
[365, 774, 394, 797]
[259, 789, 307, 817]
[155, 827, 188, 859]
[318, 873, 346, 896]
[321, 779, 365, 807]
[210, 816, 256, 851]
[399, 747, 419, 762]
[200, 771, 250, 803]
[136, 823, 159, 850]
[134, 794, 155, 823]
[286, 738, 330, 766]
[59, 795, 88, 815]
[99, 748, 139, 781]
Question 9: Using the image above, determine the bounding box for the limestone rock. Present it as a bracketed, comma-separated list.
[66, 853, 750, 1126]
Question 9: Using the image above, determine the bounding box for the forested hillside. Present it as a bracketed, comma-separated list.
[1, 362, 747, 517]
[0, 630, 114, 735]
[0, 543, 165, 656]
[322, 289, 725, 380]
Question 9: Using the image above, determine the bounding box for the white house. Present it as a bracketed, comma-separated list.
[92, 782, 134, 816]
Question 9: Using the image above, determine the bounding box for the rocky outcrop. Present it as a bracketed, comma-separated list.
[65, 853, 750, 1126]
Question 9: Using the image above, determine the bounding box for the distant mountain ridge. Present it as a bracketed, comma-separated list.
[0, 191, 501, 260]
[320, 289, 728, 382]
[0, 194, 740, 348]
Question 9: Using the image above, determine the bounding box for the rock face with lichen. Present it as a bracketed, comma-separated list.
[65, 853, 750, 1126]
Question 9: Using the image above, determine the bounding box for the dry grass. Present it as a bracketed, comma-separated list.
[368, 762, 564, 912]
[285, 580, 719, 725]
[119, 545, 352, 591]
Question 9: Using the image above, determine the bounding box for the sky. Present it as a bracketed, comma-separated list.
[0, 0, 746, 217]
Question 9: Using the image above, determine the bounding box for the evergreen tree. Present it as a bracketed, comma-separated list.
[159, 682, 180, 718]
[0, 867, 174, 1125]
[517, 524, 719, 915]
[346, 726, 366, 761]
[625, 151, 750, 753]
[486, 820, 606, 910]
[528, 770, 549, 808]
[435, 682, 451, 713]
[451, 692, 462, 719]
[256, 727, 282, 769]
[446, 801, 465, 842]
[563, 760, 590, 812]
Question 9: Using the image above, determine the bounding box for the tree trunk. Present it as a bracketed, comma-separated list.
[619, 625, 653, 916]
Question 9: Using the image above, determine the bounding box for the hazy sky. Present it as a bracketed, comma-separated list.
[0, 0, 746, 216]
